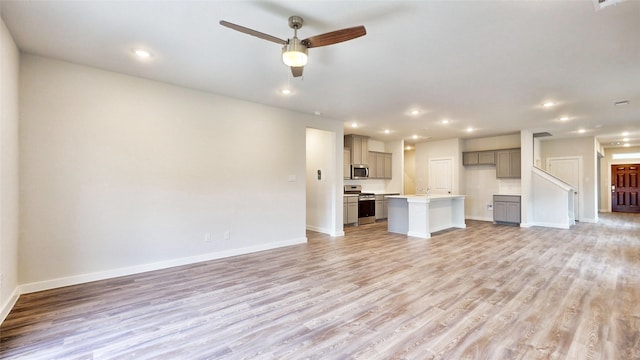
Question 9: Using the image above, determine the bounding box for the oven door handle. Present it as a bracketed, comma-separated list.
[365, 167, 369, 178]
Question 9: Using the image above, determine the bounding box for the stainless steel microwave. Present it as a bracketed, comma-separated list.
[351, 164, 369, 179]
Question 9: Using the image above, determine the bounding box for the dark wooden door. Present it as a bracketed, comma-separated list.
[611, 164, 640, 213]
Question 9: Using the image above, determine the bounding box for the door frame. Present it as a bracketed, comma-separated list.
[606, 159, 640, 212]
[305, 127, 339, 236]
[546, 156, 583, 222]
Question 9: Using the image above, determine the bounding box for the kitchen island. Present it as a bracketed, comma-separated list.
[386, 194, 466, 238]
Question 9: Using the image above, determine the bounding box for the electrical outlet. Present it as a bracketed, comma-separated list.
[204, 232, 212, 242]
[224, 231, 230, 240]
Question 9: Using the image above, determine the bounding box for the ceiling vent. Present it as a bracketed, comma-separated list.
[533, 132, 553, 138]
[593, 0, 626, 11]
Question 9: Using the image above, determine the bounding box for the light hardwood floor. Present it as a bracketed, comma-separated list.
[1, 213, 639, 359]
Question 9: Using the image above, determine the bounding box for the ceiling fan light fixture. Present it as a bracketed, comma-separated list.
[282, 38, 308, 67]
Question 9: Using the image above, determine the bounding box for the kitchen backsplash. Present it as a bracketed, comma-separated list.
[344, 179, 387, 193]
[498, 178, 522, 195]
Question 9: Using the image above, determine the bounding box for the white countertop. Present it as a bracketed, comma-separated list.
[386, 194, 466, 201]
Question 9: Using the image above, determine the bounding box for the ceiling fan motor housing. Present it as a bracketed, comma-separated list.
[288, 16, 304, 30]
[282, 37, 308, 67]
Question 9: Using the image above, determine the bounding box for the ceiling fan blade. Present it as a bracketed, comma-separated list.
[302, 26, 366, 48]
[219, 20, 287, 45]
[291, 66, 304, 78]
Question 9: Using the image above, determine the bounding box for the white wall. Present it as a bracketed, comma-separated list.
[520, 130, 534, 227]
[415, 138, 462, 195]
[385, 140, 404, 194]
[462, 133, 522, 221]
[463, 133, 520, 151]
[306, 128, 335, 234]
[403, 149, 415, 195]
[0, 17, 20, 322]
[464, 166, 499, 221]
[18, 54, 344, 291]
[532, 169, 574, 229]
[600, 146, 640, 212]
[539, 137, 598, 222]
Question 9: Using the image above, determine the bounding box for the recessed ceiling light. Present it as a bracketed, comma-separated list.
[466, 127, 474, 132]
[543, 101, 555, 108]
[134, 49, 151, 58]
[384, 129, 390, 134]
[623, 138, 630, 142]
[351, 123, 358, 128]
[410, 110, 420, 116]
[560, 116, 569, 121]
[624, 143, 631, 147]
[405, 146, 412, 150]
[313, 111, 321, 116]
[441, 119, 449, 124]
[281, 88, 292, 95]
[578, 128, 586, 133]
[622, 131, 630, 136]
[412, 134, 418, 139]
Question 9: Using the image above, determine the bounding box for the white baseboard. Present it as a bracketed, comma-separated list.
[407, 231, 430, 239]
[529, 221, 571, 229]
[307, 225, 345, 237]
[465, 216, 493, 222]
[19, 237, 307, 295]
[306, 225, 331, 234]
[1, 286, 20, 324]
[579, 217, 598, 223]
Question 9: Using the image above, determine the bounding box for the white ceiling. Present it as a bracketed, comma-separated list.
[2, 0, 639, 148]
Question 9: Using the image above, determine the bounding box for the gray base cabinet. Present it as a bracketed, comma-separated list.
[375, 197, 384, 220]
[493, 195, 521, 225]
[344, 196, 358, 225]
[375, 194, 399, 220]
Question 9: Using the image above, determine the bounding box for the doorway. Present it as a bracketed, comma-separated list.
[428, 157, 453, 195]
[547, 156, 582, 221]
[306, 128, 336, 234]
[611, 164, 639, 213]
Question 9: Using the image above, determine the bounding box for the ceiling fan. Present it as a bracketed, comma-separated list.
[219, 16, 366, 77]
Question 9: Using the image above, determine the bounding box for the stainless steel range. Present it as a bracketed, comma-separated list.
[344, 185, 376, 225]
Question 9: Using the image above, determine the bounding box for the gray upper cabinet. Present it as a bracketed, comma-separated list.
[496, 149, 521, 178]
[343, 148, 351, 180]
[368, 151, 392, 179]
[463, 148, 520, 179]
[344, 135, 369, 165]
[463, 150, 496, 165]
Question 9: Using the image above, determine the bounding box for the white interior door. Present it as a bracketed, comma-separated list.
[429, 158, 453, 195]
[547, 156, 582, 221]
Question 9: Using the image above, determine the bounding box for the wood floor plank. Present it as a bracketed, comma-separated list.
[1, 213, 639, 359]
